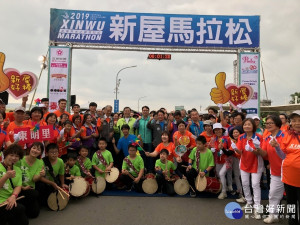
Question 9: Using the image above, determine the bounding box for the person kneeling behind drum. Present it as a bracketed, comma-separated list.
[186, 135, 215, 197]
[155, 149, 184, 195]
[36, 143, 68, 206]
[64, 152, 81, 185]
[120, 143, 144, 192]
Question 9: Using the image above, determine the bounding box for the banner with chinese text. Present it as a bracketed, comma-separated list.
[14, 125, 54, 144]
[239, 52, 260, 115]
[50, 8, 260, 49]
[47, 46, 71, 112]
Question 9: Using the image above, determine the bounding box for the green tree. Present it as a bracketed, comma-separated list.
[289, 92, 300, 104]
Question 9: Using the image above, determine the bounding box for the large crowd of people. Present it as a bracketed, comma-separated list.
[0, 97, 299, 225]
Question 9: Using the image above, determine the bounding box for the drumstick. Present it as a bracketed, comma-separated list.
[57, 186, 70, 197]
[0, 196, 25, 207]
[57, 189, 65, 200]
[190, 185, 196, 193]
[181, 165, 188, 168]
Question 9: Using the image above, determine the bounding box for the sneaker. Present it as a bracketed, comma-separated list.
[263, 215, 279, 224]
[236, 196, 247, 203]
[190, 190, 196, 198]
[218, 192, 227, 199]
[242, 203, 252, 210]
[254, 209, 261, 220]
[125, 186, 132, 192]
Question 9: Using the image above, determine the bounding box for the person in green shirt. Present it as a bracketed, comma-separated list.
[16, 142, 44, 218]
[0, 144, 28, 225]
[120, 143, 144, 192]
[36, 143, 68, 206]
[64, 152, 81, 185]
[76, 146, 93, 178]
[186, 135, 215, 197]
[155, 149, 183, 196]
[92, 138, 114, 178]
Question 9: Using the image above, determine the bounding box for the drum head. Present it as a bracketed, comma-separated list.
[174, 179, 189, 195]
[47, 191, 68, 211]
[92, 177, 106, 194]
[175, 145, 187, 157]
[142, 179, 158, 194]
[82, 183, 91, 197]
[105, 167, 120, 183]
[195, 175, 207, 192]
[69, 177, 88, 197]
[179, 135, 190, 146]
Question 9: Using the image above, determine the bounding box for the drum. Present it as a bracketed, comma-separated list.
[195, 175, 207, 192]
[105, 167, 120, 183]
[174, 178, 190, 195]
[47, 190, 69, 211]
[142, 173, 158, 194]
[92, 176, 106, 194]
[195, 175, 222, 194]
[69, 177, 89, 198]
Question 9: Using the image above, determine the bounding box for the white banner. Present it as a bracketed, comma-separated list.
[239, 53, 260, 115]
[47, 46, 71, 112]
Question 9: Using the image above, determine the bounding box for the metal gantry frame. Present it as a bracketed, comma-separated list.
[48, 41, 260, 110]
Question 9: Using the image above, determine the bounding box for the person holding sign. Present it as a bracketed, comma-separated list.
[173, 120, 196, 165]
[0, 144, 28, 225]
[186, 135, 215, 197]
[120, 143, 144, 192]
[15, 142, 44, 218]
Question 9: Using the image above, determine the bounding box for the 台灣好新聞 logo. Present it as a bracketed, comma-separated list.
[224, 202, 243, 219]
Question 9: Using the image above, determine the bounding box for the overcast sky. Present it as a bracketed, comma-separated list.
[1, 0, 299, 112]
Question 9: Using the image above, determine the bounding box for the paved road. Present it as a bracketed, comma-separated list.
[29, 196, 288, 225]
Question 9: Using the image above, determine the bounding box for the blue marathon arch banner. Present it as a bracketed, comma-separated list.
[50, 8, 260, 49]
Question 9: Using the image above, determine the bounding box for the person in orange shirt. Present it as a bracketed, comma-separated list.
[53, 99, 71, 118]
[173, 120, 196, 164]
[146, 131, 181, 163]
[5, 107, 27, 149]
[279, 113, 289, 132]
[200, 120, 214, 147]
[23, 107, 47, 128]
[271, 110, 300, 225]
[41, 98, 49, 120]
[57, 120, 82, 161]
[57, 113, 69, 130]
[0, 96, 28, 130]
[44, 113, 59, 146]
[211, 123, 232, 200]
[256, 115, 284, 224]
[69, 104, 83, 123]
[0, 111, 5, 130]
[232, 118, 264, 220]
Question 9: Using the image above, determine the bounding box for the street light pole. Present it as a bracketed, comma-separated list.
[115, 65, 137, 100]
[138, 96, 146, 113]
